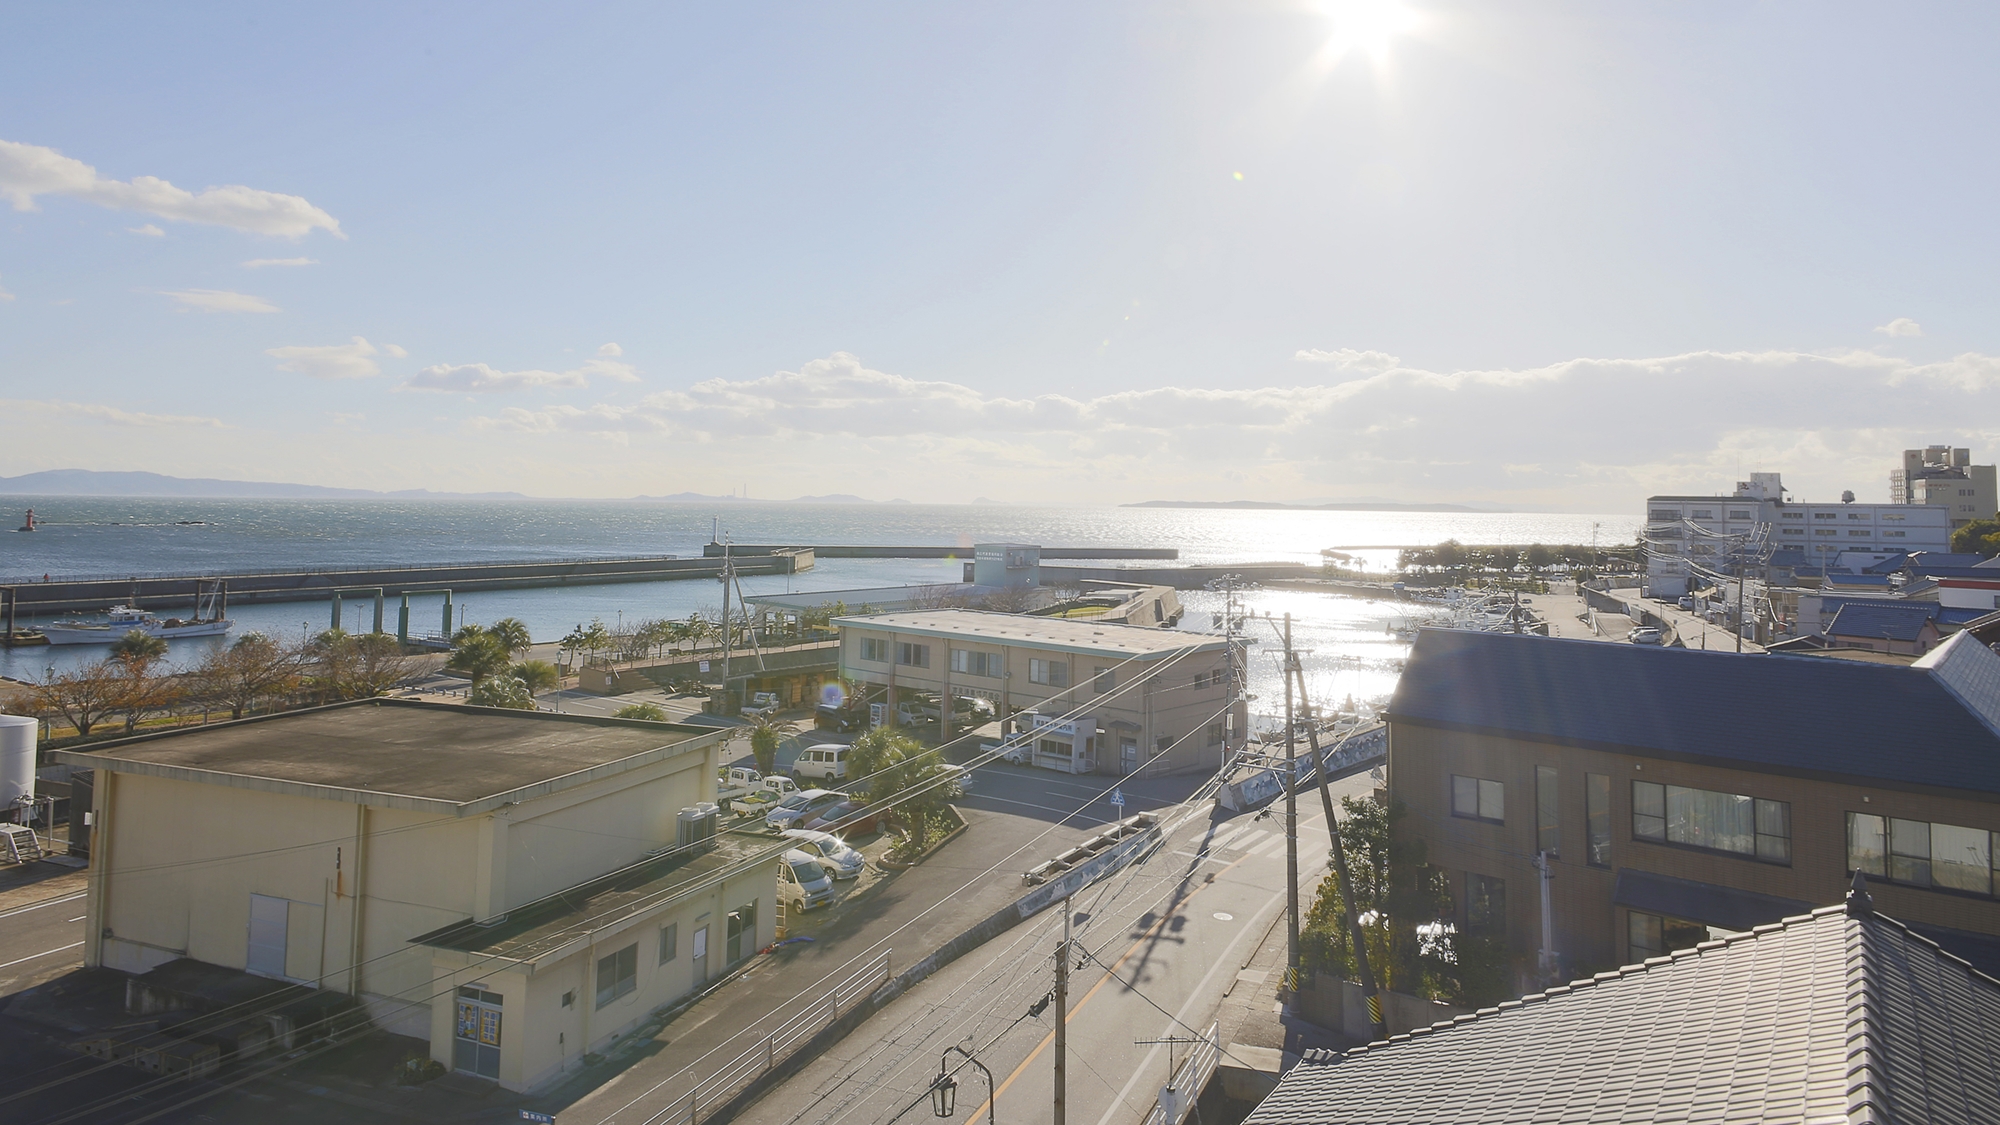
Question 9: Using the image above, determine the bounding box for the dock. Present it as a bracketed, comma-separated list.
[702, 543, 1178, 560]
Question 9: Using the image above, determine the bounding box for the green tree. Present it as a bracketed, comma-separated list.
[749, 719, 781, 775]
[1298, 796, 1475, 1002]
[192, 633, 301, 720]
[108, 629, 169, 666]
[1952, 518, 2000, 558]
[614, 702, 668, 721]
[845, 728, 953, 847]
[511, 659, 559, 693]
[487, 617, 533, 657]
[447, 632, 512, 685]
[468, 675, 536, 710]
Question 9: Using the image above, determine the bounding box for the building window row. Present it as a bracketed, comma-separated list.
[951, 649, 1003, 677]
[595, 943, 638, 1009]
[858, 637, 889, 663]
[1632, 781, 1791, 864]
[1451, 774, 1505, 824]
[1848, 812, 2000, 896]
[898, 642, 930, 667]
[1028, 658, 1069, 687]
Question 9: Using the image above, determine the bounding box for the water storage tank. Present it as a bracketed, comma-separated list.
[0, 715, 35, 821]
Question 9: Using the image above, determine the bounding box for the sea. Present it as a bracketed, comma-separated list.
[0, 497, 1637, 722]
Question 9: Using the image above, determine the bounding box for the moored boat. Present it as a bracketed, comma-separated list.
[42, 604, 232, 645]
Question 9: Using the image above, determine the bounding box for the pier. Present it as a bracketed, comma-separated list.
[0, 551, 812, 618]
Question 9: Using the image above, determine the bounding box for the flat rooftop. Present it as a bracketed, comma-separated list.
[832, 609, 1225, 659]
[50, 699, 720, 815]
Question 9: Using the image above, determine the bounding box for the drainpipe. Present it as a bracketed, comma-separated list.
[1535, 850, 1557, 985]
[349, 805, 370, 996]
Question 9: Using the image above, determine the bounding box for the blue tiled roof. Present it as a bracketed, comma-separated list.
[1908, 565, 2000, 579]
[1821, 573, 1894, 588]
[1864, 552, 1912, 574]
[1826, 602, 1938, 642]
[1909, 552, 1993, 569]
[1388, 630, 2000, 795]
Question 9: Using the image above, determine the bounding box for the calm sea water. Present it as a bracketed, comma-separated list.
[0, 497, 1635, 715]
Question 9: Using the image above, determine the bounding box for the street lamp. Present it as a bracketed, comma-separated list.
[931, 1046, 993, 1125]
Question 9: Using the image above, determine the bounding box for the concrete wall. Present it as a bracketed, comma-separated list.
[1389, 720, 2000, 981]
[1295, 974, 1470, 1040]
[502, 752, 712, 908]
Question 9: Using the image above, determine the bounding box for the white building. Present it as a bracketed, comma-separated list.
[1644, 472, 1953, 597]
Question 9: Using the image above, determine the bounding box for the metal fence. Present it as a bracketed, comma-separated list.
[632, 949, 893, 1125]
[1140, 1022, 1221, 1125]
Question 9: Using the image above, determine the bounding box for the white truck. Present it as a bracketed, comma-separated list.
[741, 692, 782, 718]
[719, 768, 798, 815]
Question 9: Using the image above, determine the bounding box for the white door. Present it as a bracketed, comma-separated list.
[247, 894, 288, 978]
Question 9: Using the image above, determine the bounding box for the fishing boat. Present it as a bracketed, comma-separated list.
[42, 581, 232, 645]
[43, 605, 232, 645]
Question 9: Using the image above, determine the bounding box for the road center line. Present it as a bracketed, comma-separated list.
[0, 891, 87, 921]
[0, 941, 83, 970]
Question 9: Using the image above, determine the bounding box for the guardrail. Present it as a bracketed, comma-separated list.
[1140, 1021, 1220, 1125]
[635, 949, 893, 1125]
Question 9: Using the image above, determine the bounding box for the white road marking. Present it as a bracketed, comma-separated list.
[0, 941, 82, 970]
[0, 891, 86, 921]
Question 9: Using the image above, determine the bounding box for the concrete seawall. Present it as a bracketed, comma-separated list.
[1, 553, 808, 616]
[703, 543, 1178, 560]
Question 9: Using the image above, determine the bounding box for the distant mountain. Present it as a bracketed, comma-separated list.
[630, 491, 756, 503]
[970, 497, 1006, 506]
[1125, 499, 1493, 513]
[790, 494, 874, 504]
[0, 469, 527, 500]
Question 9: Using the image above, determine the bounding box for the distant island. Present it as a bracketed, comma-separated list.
[1126, 499, 1493, 513]
[0, 469, 528, 500]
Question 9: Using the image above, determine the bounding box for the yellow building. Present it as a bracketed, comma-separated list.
[53, 699, 780, 1091]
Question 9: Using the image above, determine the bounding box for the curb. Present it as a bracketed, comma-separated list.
[877, 805, 969, 870]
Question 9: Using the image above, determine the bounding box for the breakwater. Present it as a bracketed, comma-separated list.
[0, 552, 811, 616]
[1038, 562, 1323, 589]
[703, 543, 1178, 560]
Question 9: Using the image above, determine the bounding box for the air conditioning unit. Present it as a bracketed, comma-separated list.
[676, 803, 719, 850]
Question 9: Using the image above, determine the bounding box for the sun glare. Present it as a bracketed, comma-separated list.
[1313, 0, 1421, 69]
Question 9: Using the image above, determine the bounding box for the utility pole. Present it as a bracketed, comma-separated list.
[1282, 614, 1300, 995]
[1290, 661, 1387, 1041]
[720, 534, 735, 705]
[1053, 897, 1070, 1125]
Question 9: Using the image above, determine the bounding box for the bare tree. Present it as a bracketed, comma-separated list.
[29, 660, 125, 739]
[192, 633, 302, 720]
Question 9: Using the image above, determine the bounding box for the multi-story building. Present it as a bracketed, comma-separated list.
[1386, 628, 2000, 991]
[832, 609, 1241, 776]
[53, 700, 772, 1092]
[1644, 472, 1952, 597]
[1892, 445, 1997, 526]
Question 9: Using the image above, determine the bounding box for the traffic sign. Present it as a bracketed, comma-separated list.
[1110, 788, 1125, 809]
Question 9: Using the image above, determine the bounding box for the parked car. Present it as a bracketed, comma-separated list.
[766, 788, 848, 832]
[761, 774, 799, 798]
[780, 828, 866, 879]
[801, 798, 881, 835]
[934, 763, 970, 797]
[792, 743, 852, 782]
[815, 703, 862, 732]
[777, 848, 836, 911]
[742, 691, 781, 718]
[1677, 596, 1695, 610]
[1629, 626, 1664, 645]
[719, 766, 762, 790]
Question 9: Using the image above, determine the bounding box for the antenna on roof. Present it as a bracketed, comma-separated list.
[1847, 869, 1874, 918]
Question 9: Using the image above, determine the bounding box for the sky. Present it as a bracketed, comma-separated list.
[3, 1, 1999, 510]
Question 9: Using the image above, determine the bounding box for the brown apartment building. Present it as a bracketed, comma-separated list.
[1387, 628, 2000, 988]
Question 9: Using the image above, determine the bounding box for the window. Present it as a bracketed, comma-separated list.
[1093, 666, 1115, 692]
[1029, 658, 1069, 687]
[1815, 529, 1837, 536]
[595, 943, 638, 1009]
[1205, 722, 1225, 747]
[1850, 812, 2000, 896]
[1631, 780, 1790, 863]
[1782, 511, 1804, 519]
[1849, 530, 1871, 537]
[951, 649, 1001, 677]
[1883, 512, 1905, 521]
[561, 990, 574, 1008]
[1628, 911, 1713, 963]
[1848, 512, 1867, 520]
[659, 922, 678, 964]
[1783, 529, 1803, 536]
[1728, 510, 1751, 520]
[1691, 509, 1713, 519]
[1585, 773, 1611, 866]
[1535, 766, 1559, 853]
[897, 642, 929, 667]
[1649, 509, 1681, 521]
[1815, 512, 1837, 520]
[1465, 874, 1506, 932]
[1886, 531, 1906, 537]
[1452, 775, 1504, 823]
[858, 637, 888, 663]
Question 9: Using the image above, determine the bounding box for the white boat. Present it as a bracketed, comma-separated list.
[43, 604, 232, 645]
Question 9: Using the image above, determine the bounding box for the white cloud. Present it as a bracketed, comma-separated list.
[462, 348, 2000, 508]
[267, 336, 400, 380]
[582, 357, 639, 383]
[242, 257, 317, 268]
[0, 139, 342, 239]
[160, 288, 280, 314]
[404, 363, 589, 393]
[1875, 317, 1924, 337]
[0, 275, 12, 302]
[127, 223, 165, 237]
[597, 342, 623, 357]
[1294, 348, 1401, 373]
[1, 399, 227, 428]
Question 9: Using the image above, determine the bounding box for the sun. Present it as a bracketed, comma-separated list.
[1312, 0, 1422, 69]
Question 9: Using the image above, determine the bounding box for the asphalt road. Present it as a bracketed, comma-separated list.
[731, 769, 1378, 1125]
[0, 867, 89, 1001]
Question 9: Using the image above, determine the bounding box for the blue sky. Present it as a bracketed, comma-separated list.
[3, 2, 1998, 508]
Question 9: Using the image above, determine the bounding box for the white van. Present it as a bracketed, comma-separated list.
[792, 743, 851, 782]
[778, 848, 836, 911]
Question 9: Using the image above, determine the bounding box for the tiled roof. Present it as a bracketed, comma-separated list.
[1245, 895, 2000, 1125]
[1826, 602, 1939, 642]
[1387, 630, 2000, 795]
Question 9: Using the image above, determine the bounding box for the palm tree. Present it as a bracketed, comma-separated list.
[108, 629, 168, 667]
[488, 617, 533, 657]
[511, 659, 559, 693]
[447, 633, 511, 685]
[614, 702, 668, 721]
